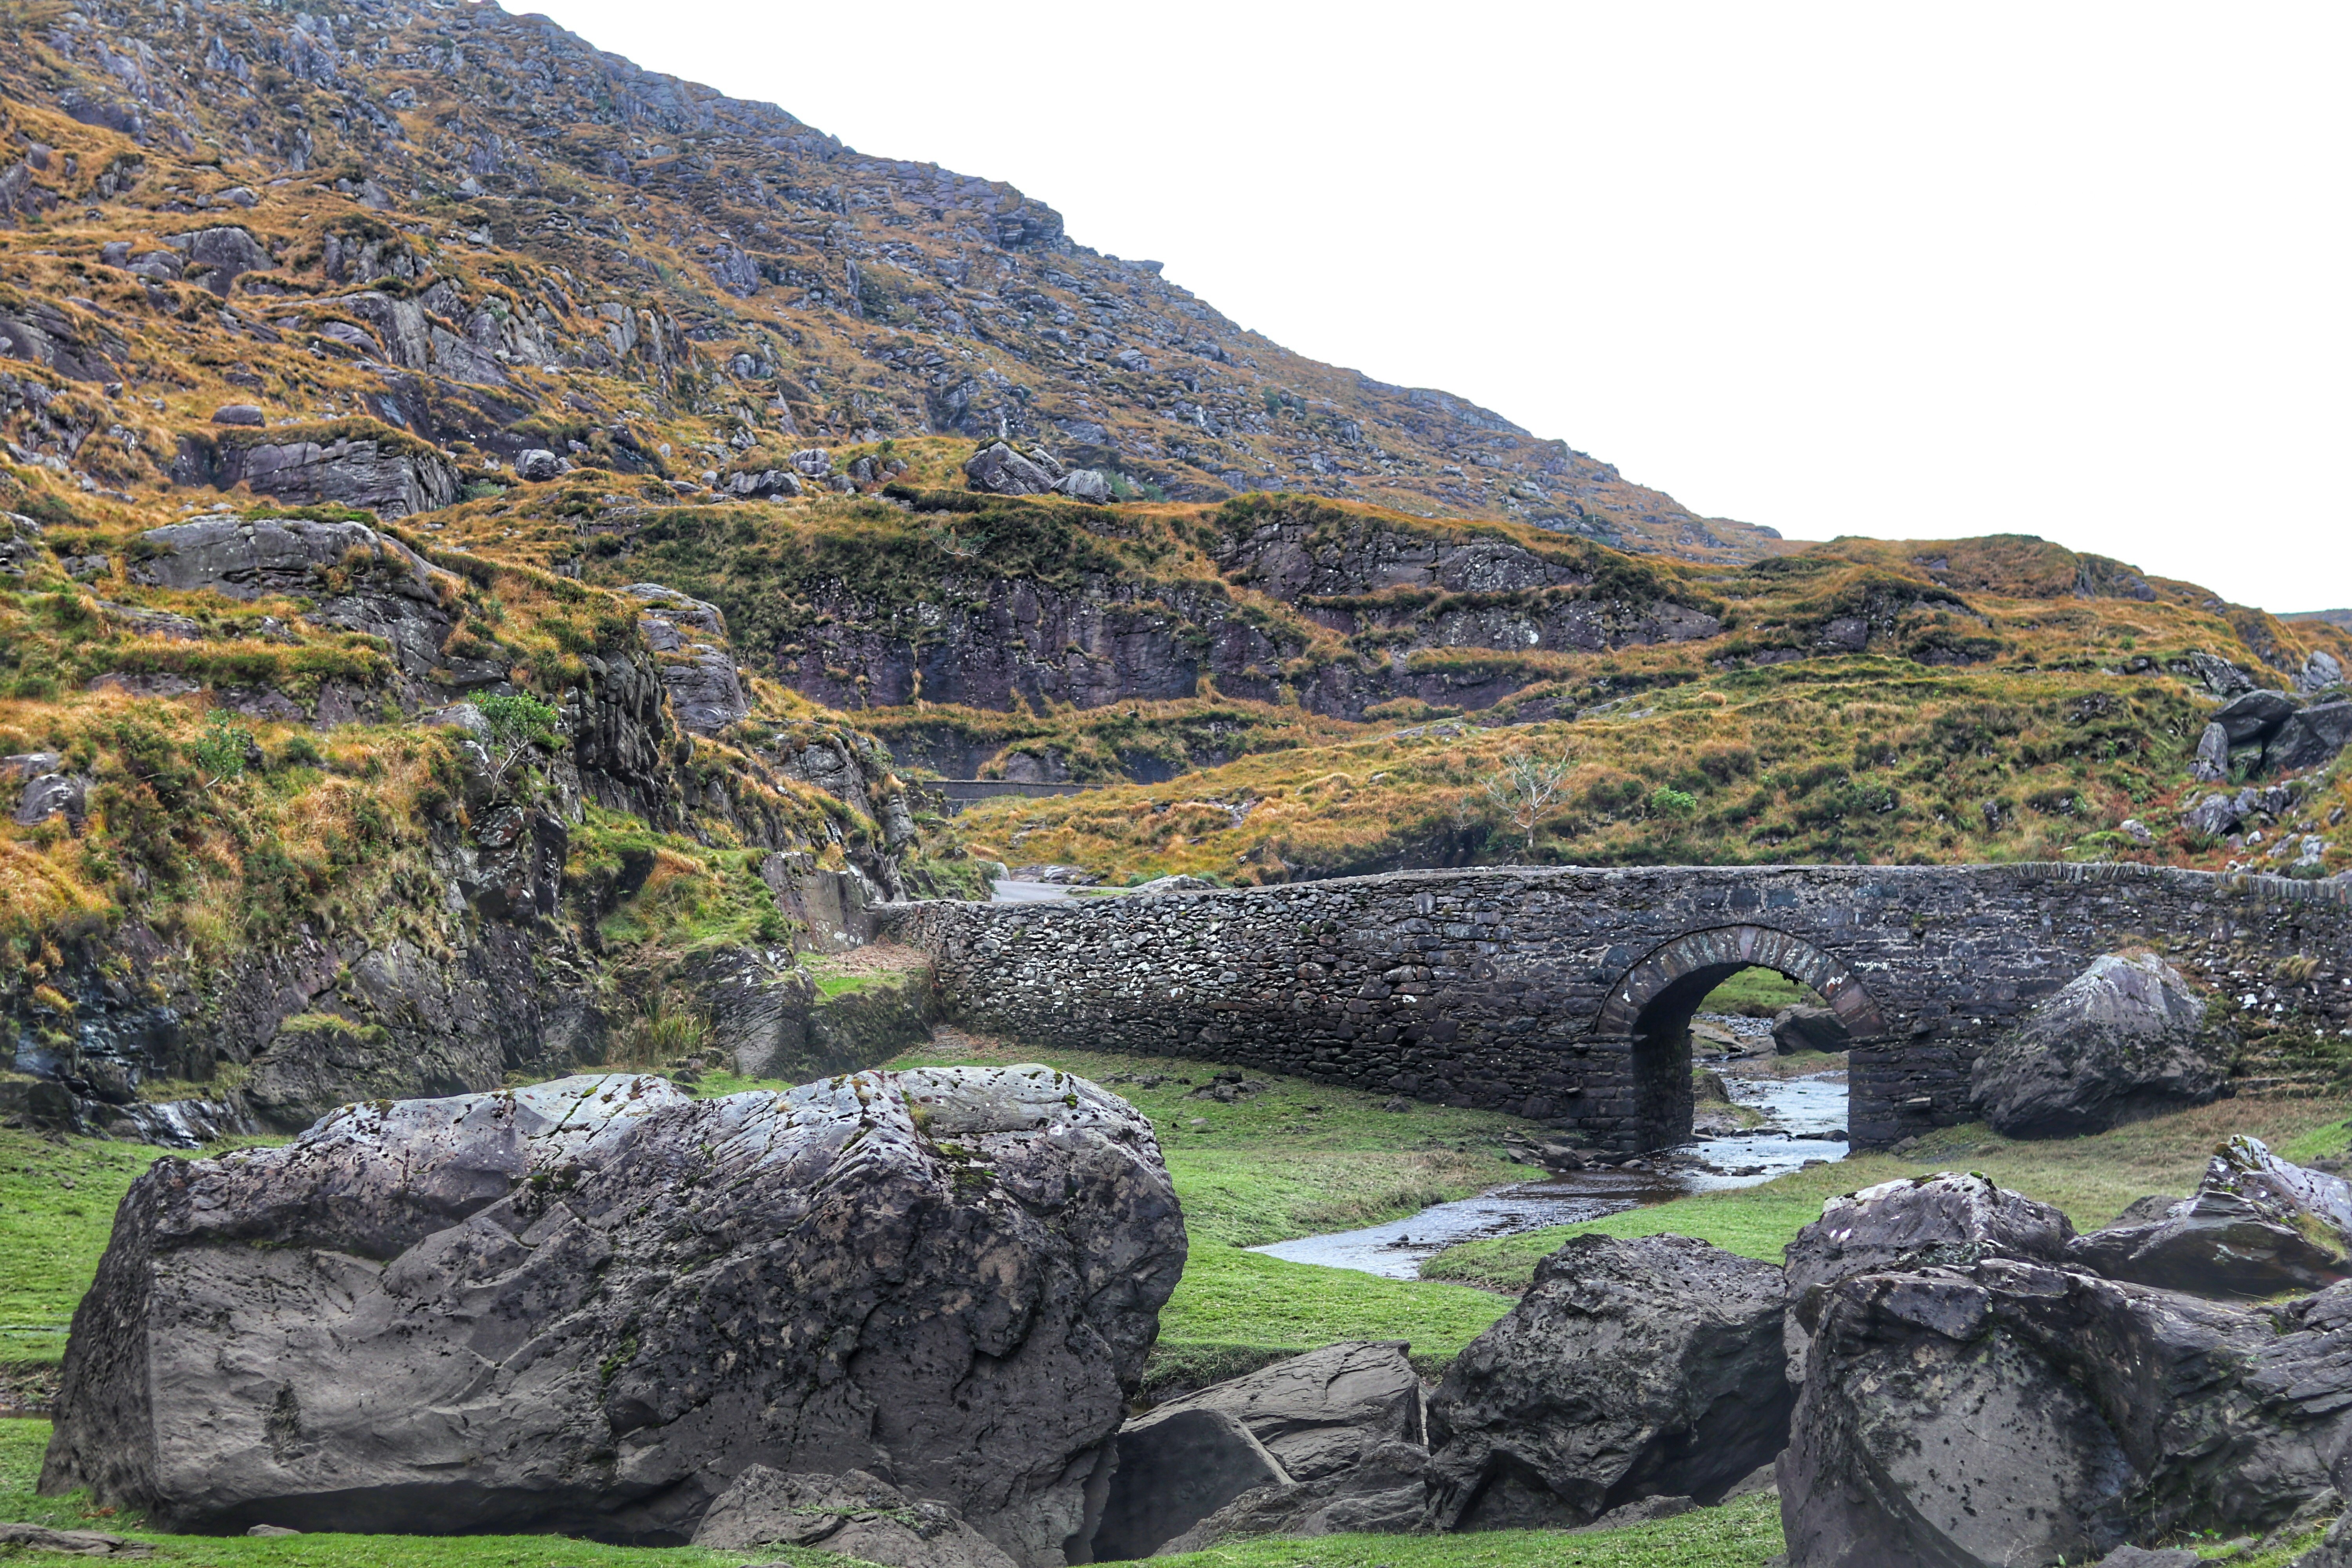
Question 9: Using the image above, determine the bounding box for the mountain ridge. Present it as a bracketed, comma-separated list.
[0, 0, 1782, 561]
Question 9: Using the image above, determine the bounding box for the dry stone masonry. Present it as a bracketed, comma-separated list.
[889, 864, 2352, 1150]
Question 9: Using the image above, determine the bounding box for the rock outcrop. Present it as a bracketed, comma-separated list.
[2069, 1136, 2352, 1299]
[1781, 1259, 2352, 1567]
[626, 582, 750, 736]
[1967, 952, 2228, 1136]
[129, 515, 454, 677]
[170, 428, 461, 517]
[40, 1067, 1187, 1561]
[1424, 1234, 1792, 1530]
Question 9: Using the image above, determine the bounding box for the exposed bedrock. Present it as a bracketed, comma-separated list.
[38, 1068, 1186, 1561]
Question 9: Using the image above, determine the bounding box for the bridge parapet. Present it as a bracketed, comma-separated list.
[883, 864, 2350, 1151]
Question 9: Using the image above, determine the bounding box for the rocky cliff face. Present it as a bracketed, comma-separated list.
[0, 510, 939, 1143]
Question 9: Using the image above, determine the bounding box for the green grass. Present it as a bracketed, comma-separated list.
[1694, 967, 1818, 1017]
[0, 1127, 280, 1365]
[1425, 1095, 2352, 1291]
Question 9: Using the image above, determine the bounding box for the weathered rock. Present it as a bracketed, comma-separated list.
[2069, 1136, 2352, 1299]
[2189, 651, 2258, 698]
[1780, 1258, 2352, 1568]
[172, 431, 461, 517]
[693, 1467, 1019, 1568]
[1425, 1234, 1791, 1530]
[0, 1520, 152, 1555]
[129, 517, 453, 676]
[725, 467, 802, 499]
[1119, 1342, 1429, 1554]
[1771, 1004, 1851, 1055]
[211, 403, 265, 426]
[166, 225, 273, 295]
[965, 441, 1056, 496]
[2300, 650, 2345, 695]
[1150, 1437, 1430, 1553]
[1054, 469, 1112, 505]
[12, 765, 89, 828]
[2191, 720, 2231, 782]
[514, 447, 561, 481]
[790, 447, 833, 477]
[1131, 875, 1216, 896]
[2267, 703, 2352, 775]
[1783, 1172, 2074, 1381]
[2213, 688, 2301, 746]
[625, 583, 748, 735]
[1141, 1340, 1424, 1483]
[1090, 1407, 1288, 1561]
[1968, 952, 2227, 1137]
[40, 1067, 1186, 1561]
[2184, 791, 2243, 839]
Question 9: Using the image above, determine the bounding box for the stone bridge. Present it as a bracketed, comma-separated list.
[884, 864, 2352, 1150]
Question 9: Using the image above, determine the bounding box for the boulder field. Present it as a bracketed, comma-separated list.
[38, 1068, 1187, 1562]
[35, 1058, 2352, 1568]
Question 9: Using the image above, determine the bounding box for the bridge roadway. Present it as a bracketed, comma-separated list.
[883, 863, 2352, 1150]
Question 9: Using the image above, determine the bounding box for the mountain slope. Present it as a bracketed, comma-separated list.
[0, 0, 1779, 559]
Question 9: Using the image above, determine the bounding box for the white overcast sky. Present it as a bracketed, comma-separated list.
[522, 0, 2350, 612]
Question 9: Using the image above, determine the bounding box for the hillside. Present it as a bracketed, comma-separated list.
[0, 0, 2347, 1157]
[0, 0, 1780, 559]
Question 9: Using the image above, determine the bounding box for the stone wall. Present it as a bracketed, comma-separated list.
[884, 864, 2352, 1150]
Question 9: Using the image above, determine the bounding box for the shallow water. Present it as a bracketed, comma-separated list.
[1249, 1062, 1851, 1280]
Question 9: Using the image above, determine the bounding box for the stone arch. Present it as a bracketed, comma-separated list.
[1597, 925, 1888, 1150]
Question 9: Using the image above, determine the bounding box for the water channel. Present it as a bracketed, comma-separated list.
[1252, 1018, 1851, 1280]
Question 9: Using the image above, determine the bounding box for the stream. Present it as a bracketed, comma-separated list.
[1250, 1019, 1851, 1280]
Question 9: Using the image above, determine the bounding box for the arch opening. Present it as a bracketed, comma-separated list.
[1600, 925, 1886, 1150]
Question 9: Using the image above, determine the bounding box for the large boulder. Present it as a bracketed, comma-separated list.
[1424, 1234, 1791, 1530]
[1771, 1004, 1852, 1055]
[693, 1467, 1018, 1568]
[1096, 1341, 1429, 1555]
[1053, 469, 1113, 505]
[2069, 1136, 2352, 1299]
[39, 1068, 1186, 1562]
[964, 441, 1056, 495]
[2266, 702, 2352, 775]
[2300, 650, 2346, 695]
[1780, 1257, 2352, 1568]
[1967, 952, 2227, 1137]
[1782, 1172, 2074, 1380]
[2212, 688, 2301, 746]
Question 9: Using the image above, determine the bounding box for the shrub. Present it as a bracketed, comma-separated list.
[1648, 786, 1700, 819]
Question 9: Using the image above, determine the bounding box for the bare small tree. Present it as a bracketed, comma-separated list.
[1482, 747, 1575, 859]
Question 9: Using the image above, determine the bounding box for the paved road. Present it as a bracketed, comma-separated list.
[990, 879, 1074, 903]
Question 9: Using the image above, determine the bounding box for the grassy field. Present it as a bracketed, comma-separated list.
[1425, 1092, 2352, 1290]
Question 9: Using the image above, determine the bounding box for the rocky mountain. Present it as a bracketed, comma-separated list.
[0, 0, 1780, 560]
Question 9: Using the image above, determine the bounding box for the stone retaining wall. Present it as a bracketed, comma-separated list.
[882, 864, 2352, 1149]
